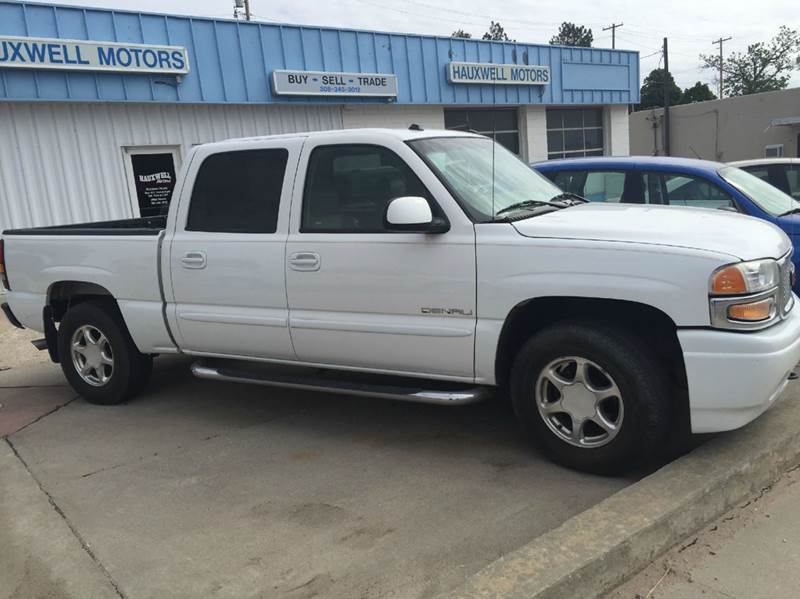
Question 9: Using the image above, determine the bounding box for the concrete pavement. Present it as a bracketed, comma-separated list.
[0, 355, 632, 599]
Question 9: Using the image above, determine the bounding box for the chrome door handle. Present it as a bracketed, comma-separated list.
[181, 251, 207, 269]
[288, 251, 320, 271]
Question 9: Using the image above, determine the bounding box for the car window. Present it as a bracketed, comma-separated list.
[742, 165, 770, 182]
[302, 144, 437, 233]
[783, 165, 800, 200]
[719, 166, 800, 215]
[550, 170, 587, 195]
[187, 149, 288, 233]
[582, 171, 626, 202]
[643, 172, 735, 209]
[549, 170, 626, 202]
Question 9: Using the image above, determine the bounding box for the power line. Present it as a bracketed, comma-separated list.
[602, 22, 623, 49]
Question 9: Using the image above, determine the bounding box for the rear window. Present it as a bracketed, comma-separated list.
[187, 148, 289, 233]
[719, 166, 800, 216]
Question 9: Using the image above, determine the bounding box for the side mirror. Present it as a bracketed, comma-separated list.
[385, 196, 449, 233]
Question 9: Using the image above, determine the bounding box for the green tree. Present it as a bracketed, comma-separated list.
[451, 29, 472, 39]
[700, 26, 800, 96]
[482, 21, 513, 42]
[638, 68, 683, 109]
[680, 81, 717, 104]
[549, 22, 593, 47]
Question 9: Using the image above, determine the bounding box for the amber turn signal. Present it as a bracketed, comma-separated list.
[727, 298, 774, 322]
[711, 265, 747, 295]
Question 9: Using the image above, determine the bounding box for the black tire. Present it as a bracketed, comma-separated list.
[510, 320, 671, 475]
[57, 299, 152, 405]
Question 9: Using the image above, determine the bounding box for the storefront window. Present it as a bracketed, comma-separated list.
[444, 108, 520, 155]
[546, 108, 604, 160]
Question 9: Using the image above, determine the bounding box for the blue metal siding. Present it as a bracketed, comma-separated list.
[0, 1, 640, 105]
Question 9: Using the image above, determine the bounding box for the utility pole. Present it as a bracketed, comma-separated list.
[663, 37, 670, 156]
[712, 36, 732, 98]
[233, 0, 251, 20]
[602, 22, 623, 49]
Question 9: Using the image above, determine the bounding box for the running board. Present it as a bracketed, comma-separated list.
[190, 360, 491, 406]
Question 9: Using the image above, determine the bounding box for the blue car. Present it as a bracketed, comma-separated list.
[533, 156, 800, 287]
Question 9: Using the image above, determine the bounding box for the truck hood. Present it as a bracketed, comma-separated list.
[511, 203, 791, 261]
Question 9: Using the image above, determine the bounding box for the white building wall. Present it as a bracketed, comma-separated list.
[0, 102, 343, 232]
[604, 105, 630, 156]
[520, 106, 548, 162]
[341, 104, 444, 130]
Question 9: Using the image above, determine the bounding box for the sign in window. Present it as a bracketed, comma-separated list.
[123, 147, 180, 218]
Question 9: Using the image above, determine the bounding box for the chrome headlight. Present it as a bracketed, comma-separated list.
[709, 256, 793, 330]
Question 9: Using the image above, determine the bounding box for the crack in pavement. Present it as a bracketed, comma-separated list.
[5, 437, 126, 599]
[4, 395, 79, 438]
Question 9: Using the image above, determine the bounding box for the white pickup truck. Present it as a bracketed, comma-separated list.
[3, 128, 800, 473]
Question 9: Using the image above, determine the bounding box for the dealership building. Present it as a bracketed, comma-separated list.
[0, 1, 639, 231]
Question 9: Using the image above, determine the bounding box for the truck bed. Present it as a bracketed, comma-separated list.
[2, 215, 167, 236]
[2, 219, 174, 354]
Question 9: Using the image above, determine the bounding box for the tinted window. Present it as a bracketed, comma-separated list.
[187, 149, 288, 233]
[302, 145, 435, 232]
[643, 172, 735, 209]
[742, 165, 770, 182]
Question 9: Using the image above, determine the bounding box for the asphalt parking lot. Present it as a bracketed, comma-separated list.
[1, 346, 635, 599]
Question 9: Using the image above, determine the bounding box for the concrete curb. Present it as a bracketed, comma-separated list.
[444, 383, 800, 599]
[0, 438, 120, 599]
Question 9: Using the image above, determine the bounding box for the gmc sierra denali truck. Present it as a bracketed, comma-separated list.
[2, 129, 799, 474]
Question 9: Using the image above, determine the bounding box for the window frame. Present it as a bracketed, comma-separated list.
[299, 142, 447, 234]
[185, 147, 290, 234]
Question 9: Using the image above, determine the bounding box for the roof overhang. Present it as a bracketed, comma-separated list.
[768, 116, 800, 128]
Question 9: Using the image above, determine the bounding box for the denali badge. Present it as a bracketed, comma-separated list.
[421, 307, 473, 316]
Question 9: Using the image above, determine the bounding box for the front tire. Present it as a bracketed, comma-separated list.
[58, 300, 152, 405]
[511, 321, 670, 475]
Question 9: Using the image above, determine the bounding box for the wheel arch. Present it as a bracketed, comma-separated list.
[494, 296, 688, 429]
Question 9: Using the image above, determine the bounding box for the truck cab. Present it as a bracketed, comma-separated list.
[3, 129, 800, 474]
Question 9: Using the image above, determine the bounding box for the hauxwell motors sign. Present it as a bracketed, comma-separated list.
[0, 35, 190, 75]
[448, 61, 550, 85]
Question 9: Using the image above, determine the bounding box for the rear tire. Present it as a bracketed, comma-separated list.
[510, 321, 671, 475]
[57, 300, 152, 405]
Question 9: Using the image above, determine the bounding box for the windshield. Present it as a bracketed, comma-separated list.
[718, 166, 800, 216]
[408, 136, 563, 221]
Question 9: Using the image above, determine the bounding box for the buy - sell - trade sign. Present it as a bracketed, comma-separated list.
[0, 35, 190, 75]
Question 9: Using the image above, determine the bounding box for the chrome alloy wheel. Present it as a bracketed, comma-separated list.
[535, 356, 624, 448]
[71, 325, 114, 387]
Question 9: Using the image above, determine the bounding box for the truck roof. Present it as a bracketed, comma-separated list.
[202, 128, 481, 151]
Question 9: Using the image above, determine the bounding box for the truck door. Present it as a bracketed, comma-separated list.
[285, 138, 477, 380]
[165, 138, 302, 359]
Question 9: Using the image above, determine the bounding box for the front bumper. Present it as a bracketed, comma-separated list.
[678, 305, 800, 433]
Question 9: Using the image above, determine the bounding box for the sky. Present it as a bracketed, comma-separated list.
[52, 0, 800, 93]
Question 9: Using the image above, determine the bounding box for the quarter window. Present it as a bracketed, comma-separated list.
[187, 149, 288, 233]
[546, 108, 604, 160]
[302, 144, 437, 233]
